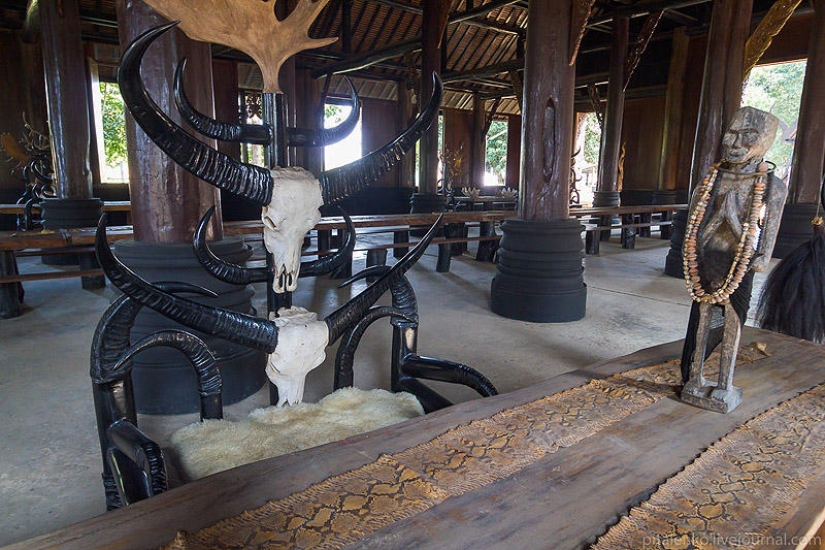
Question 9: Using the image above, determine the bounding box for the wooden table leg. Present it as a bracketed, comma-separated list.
[0, 251, 24, 318]
[621, 213, 636, 249]
[393, 230, 409, 258]
[475, 221, 497, 262]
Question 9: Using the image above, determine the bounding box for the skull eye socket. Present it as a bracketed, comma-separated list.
[263, 217, 277, 230]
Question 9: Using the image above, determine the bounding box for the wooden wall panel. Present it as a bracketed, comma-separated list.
[0, 31, 28, 201]
[442, 107, 473, 188]
[361, 97, 399, 188]
[620, 96, 665, 191]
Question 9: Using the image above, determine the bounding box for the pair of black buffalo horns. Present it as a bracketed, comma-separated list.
[117, 22, 443, 207]
[95, 214, 443, 354]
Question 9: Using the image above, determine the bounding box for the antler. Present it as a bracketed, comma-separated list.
[143, 0, 337, 92]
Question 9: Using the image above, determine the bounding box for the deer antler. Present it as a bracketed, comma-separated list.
[144, 0, 337, 92]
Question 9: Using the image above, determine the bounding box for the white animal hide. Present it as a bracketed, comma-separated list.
[168, 388, 424, 481]
[265, 306, 330, 406]
[261, 167, 323, 293]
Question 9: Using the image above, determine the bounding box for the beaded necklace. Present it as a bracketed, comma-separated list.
[683, 163, 768, 305]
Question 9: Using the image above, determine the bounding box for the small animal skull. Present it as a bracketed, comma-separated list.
[261, 167, 323, 293]
[265, 306, 330, 406]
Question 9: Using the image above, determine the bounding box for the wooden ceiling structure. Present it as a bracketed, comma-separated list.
[0, 0, 788, 115]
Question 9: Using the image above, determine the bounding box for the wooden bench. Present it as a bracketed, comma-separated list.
[0, 204, 687, 317]
[572, 204, 686, 255]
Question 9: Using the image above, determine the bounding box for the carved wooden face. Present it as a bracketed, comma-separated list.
[721, 107, 779, 166]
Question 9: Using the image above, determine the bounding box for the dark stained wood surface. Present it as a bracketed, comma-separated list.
[520, 0, 574, 221]
[115, 0, 222, 243]
[596, 14, 628, 199]
[788, 1, 825, 205]
[6, 328, 825, 550]
[39, 0, 94, 200]
[0, 205, 687, 251]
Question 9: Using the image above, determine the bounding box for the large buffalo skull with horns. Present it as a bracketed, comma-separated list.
[118, 22, 442, 293]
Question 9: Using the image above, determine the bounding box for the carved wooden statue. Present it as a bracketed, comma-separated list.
[681, 106, 785, 413]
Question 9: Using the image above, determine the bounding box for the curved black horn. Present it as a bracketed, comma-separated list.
[334, 306, 417, 389]
[118, 23, 273, 206]
[339, 266, 417, 319]
[193, 206, 268, 285]
[319, 73, 443, 204]
[91, 282, 217, 383]
[325, 215, 443, 343]
[174, 58, 273, 146]
[300, 209, 356, 277]
[95, 215, 279, 353]
[287, 77, 360, 148]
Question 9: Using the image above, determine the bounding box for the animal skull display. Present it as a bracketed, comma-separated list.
[265, 307, 330, 405]
[261, 168, 323, 292]
[114, 21, 442, 404]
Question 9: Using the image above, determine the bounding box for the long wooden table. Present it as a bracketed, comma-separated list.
[7, 328, 825, 549]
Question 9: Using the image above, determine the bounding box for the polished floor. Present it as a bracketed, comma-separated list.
[0, 235, 775, 546]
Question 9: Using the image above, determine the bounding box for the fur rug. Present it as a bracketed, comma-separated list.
[168, 388, 424, 481]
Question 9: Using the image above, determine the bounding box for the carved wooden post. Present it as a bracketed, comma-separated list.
[491, 0, 586, 322]
[471, 93, 487, 188]
[411, 0, 450, 215]
[593, 13, 629, 209]
[664, 0, 753, 277]
[505, 113, 521, 189]
[37, 0, 103, 283]
[113, 0, 265, 414]
[774, 0, 825, 256]
[657, 27, 689, 201]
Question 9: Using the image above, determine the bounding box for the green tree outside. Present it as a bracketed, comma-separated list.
[99, 82, 128, 169]
[742, 60, 807, 178]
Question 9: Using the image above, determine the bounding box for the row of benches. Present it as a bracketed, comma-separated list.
[0, 204, 685, 317]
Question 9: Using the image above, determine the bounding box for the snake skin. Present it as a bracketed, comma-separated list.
[594, 383, 825, 549]
[161, 347, 770, 549]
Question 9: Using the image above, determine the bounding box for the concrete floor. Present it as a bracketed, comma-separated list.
[0, 235, 774, 546]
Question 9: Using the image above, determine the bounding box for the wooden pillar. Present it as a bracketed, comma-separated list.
[398, 83, 416, 188]
[664, 0, 753, 277]
[112, 1, 266, 414]
[788, 1, 825, 205]
[471, 93, 486, 188]
[519, 0, 574, 221]
[594, 14, 629, 207]
[505, 113, 521, 189]
[774, 0, 825, 256]
[658, 27, 689, 193]
[116, 0, 222, 243]
[491, 0, 585, 323]
[39, 0, 94, 200]
[416, 0, 449, 198]
[689, 0, 752, 192]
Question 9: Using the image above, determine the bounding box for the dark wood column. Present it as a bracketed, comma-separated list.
[471, 93, 487, 188]
[398, 82, 417, 188]
[37, 0, 103, 282]
[505, 113, 521, 189]
[116, 0, 222, 243]
[774, 0, 825, 257]
[519, 0, 575, 221]
[411, 0, 450, 214]
[39, 0, 93, 201]
[658, 27, 689, 194]
[664, 0, 753, 277]
[113, 0, 265, 414]
[491, 0, 585, 323]
[594, 14, 629, 208]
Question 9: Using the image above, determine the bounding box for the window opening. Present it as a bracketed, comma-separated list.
[741, 59, 807, 181]
[485, 119, 508, 187]
[324, 103, 361, 170]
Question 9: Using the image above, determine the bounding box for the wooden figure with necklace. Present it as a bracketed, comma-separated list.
[681, 106, 785, 413]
